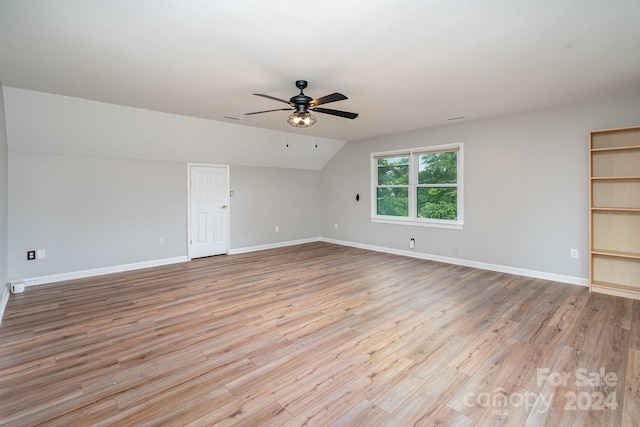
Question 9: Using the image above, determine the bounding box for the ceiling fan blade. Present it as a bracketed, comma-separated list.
[311, 107, 359, 120]
[310, 92, 348, 107]
[254, 93, 291, 104]
[245, 108, 293, 115]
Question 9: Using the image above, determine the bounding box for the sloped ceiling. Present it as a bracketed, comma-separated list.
[0, 0, 639, 142]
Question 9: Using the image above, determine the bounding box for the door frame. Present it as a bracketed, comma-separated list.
[187, 162, 230, 260]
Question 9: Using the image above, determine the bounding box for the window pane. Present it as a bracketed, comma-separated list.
[418, 152, 457, 184]
[377, 156, 409, 185]
[417, 187, 457, 220]
[377, 187, 409, 217]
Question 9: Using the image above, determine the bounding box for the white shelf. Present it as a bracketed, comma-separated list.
[589, 126, 640, 300]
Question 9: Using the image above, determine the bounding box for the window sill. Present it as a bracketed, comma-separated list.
[371, 217, 464, 230]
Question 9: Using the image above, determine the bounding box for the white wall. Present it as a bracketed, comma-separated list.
[322, 93, 640, 281]
[8, 153, 187, 279]
[4, 88, 331, 281]
[230, 166, 321, 249]
[0, 84, 9, 314]
[3, 88, 345, 170]
[5, 86, 640, 285]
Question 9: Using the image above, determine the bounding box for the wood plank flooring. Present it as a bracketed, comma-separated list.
[0, 242, 638, 426]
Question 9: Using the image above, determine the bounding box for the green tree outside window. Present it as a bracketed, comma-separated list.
[374, 147, 461, 224]
[377, 156, 409, 217]
[417, 152, 457, 220]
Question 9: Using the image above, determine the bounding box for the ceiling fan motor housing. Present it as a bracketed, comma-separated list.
[291, 80, 312, 112]
[291, 97, 311, 113]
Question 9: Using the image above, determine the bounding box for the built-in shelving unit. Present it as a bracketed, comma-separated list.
[589, 126, 640, 300]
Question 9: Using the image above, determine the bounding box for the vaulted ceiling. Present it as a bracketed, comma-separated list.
[1, 0, 639, 142]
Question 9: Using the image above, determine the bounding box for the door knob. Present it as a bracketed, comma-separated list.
[221, 205, 228, 209]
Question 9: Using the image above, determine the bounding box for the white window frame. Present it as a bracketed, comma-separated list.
[371, 143, 464, 230]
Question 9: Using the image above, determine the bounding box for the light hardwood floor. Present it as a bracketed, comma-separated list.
[1, 242, 638, 426]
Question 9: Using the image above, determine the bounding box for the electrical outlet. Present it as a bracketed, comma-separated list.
[36, 249, 46, 259]
[159, 237, 165, 245]
[410, 238, 415, 249]
[27, 250, 36, 260]
[571, 249, 579, 259]
[275, 226, 279, 232]
[334, 223, 338, 230]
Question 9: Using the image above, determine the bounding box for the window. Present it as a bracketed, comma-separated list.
[371, 143, 463, 229]
[375, 155, 409, 217]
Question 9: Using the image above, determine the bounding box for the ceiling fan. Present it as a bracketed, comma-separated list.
[245, 80, 358, 128]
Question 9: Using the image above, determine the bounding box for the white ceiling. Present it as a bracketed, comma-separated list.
[1, 0, 639, 142]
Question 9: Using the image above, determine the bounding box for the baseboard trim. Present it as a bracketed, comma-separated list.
[0, 285, 10, 327]
[320, 238, 589, 287]
[228, 238, 321, 255]
[23, 256, 189, 287]
[3, 236, 588, 326]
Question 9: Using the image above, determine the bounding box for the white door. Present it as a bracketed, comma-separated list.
[189, 165, 229, 258]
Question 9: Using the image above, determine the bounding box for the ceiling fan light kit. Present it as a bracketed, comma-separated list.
[287, 112, 316, 128]
[246, 80, 358, 128]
